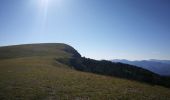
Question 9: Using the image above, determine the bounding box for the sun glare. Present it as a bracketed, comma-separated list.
[40, 0, 49, 8]
[35, 0, 64, 33]
[37, 0, 50, 34]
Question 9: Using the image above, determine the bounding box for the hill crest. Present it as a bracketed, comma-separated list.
[0, 43, 81, 60]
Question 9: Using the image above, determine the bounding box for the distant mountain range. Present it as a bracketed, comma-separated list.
[112, 59, 170, 76]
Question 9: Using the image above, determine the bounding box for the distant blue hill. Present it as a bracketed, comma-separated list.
[112, 59, 170, 76]
[149, 59, 170, 65]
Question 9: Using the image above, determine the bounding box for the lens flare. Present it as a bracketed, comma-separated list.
[39, 0, 50, 34]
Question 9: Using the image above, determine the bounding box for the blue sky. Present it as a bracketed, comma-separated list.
[0, 0, 170, 60]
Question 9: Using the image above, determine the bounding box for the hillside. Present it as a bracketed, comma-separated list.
[0, 43, 81, 60]
[0, 43, 170, 100]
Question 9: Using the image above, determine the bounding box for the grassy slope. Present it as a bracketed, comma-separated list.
[0, 43, 170, 100]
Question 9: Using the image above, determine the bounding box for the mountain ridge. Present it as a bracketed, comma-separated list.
[112, 59, 170, 76]
[0, 43, 170, 99]
[0, 43, 169, 87]
[0, 43, 81, 60]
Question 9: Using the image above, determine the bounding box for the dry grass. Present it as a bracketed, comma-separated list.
[0, 56, 170, 100]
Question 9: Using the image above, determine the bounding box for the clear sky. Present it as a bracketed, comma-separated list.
[0, 0, 170, 60]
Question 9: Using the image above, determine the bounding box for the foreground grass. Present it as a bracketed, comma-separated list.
[0, 56, 170, 100]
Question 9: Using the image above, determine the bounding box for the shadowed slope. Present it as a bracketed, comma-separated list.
[57, 57, 170, 88]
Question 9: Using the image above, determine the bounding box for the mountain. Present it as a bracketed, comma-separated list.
[150, 59, 170, 64]
[112, 59, 170, 76]
[0, 43, 170, 100]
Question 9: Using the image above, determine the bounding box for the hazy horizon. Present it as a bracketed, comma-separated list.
[0, 0, 170, 60]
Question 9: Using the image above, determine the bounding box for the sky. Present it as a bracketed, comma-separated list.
[0, 0, 170, 60]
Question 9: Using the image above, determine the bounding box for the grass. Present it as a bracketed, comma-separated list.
[0, 43, 170, 100]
